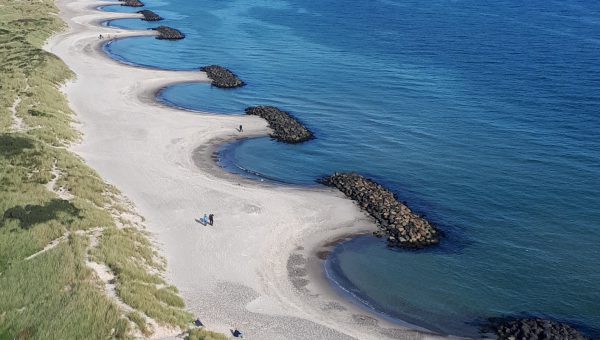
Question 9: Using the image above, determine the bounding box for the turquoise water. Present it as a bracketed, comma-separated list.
[103, 0, 600, 337]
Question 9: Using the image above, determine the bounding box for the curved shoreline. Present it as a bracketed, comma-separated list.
[322, 243, 439, 333]
[46, 0, 452, 339]
[99, 4, 457, 338]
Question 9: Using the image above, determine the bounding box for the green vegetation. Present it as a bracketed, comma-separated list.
[0, 235, 126, 339]
[93, 228, 191, 328]
[127, 312, 150, 336]
[0, 0, 208, 338]
[186, 328, 230, 340]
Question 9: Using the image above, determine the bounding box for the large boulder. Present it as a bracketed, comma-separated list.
[138, 10, 162, 21]
[320, 173, 440, 248]
[120, 0, 144, 7]
[245, 106, 314, 144]
[489, 318, 588, 340]
[200, 65, 245, 88]
[154, 26, 184, 40]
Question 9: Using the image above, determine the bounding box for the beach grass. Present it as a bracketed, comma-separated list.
[127, 311, 151, 336]
[186, 328, 230, 340]
[0, 0, 202, 337]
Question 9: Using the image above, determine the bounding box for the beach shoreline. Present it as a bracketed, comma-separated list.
[45, 0, 450, 338]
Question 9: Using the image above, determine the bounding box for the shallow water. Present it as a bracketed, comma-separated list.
[104, 0, 600, 337]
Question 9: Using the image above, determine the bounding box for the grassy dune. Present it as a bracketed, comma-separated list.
[186, 328, 229, 340]
[0, 0, 224, 338]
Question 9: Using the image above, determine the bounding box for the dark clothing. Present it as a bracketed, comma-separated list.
[208, 214, 214, 226]
[239, 125, 243, 132]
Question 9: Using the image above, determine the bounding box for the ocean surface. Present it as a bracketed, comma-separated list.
[102, 0, 600, 337]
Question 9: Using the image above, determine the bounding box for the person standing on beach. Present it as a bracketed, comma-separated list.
[239, 125, 243, 132]
[209, 214, 214, 226]
[202, 214, 208, 225]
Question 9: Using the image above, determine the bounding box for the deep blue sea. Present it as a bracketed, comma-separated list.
[103, 0, 600, 337]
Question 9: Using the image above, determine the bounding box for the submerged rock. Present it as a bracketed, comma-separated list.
[120, 0, 144, 7]
[154, 26, 184, 40]
[488, 318, 589, 340]
[200, 65, 245, 88]
[245, 106, 314, 144]
[320, 173, 440, 248]
[137, 9, 162, 21]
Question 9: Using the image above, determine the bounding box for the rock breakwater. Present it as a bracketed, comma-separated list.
[320, 173, 440, 248]
[120, 0, 144, 7]
[154, 26, 184, 40]
[245, 106, 314, 144]
[488, 318, 589, 340]
[138, 10, 162, 21]
[199, 65, 245, 88]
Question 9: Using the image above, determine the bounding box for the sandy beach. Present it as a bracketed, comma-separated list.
[45, 0, 447, 338]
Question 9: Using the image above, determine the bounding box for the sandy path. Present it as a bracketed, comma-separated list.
[45, 1, 448, 339]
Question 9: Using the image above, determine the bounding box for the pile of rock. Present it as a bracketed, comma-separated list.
[320, 173, 440, 248]
[200, 65, 245, 88]
[137, 10, 162, 21]
[245, 106, 314, 144]
[154, 26, 184, 40]
[120, 0, 144, 7]
[490, 318, 588, 340]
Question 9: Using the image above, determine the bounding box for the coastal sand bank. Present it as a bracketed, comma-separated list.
[45, 1, 451, 338]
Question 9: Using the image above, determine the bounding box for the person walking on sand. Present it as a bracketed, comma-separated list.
[238, 124, 243, 132]
[208, 214, 214, 226]
[99, 34, 103, 39]
[202, 214, 208, 225]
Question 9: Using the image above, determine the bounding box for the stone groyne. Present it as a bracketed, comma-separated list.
[488, 318, 589, 340]
[154, 26, 184, 40]
[320, 173, 440, 248]
[199, 65, 245, 88]
[245, 106, 314, 144]
[120, 0, 144, 7]
[138, 10, 162, 21]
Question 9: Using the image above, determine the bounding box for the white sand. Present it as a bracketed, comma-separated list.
[46, 1, 451, 339]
